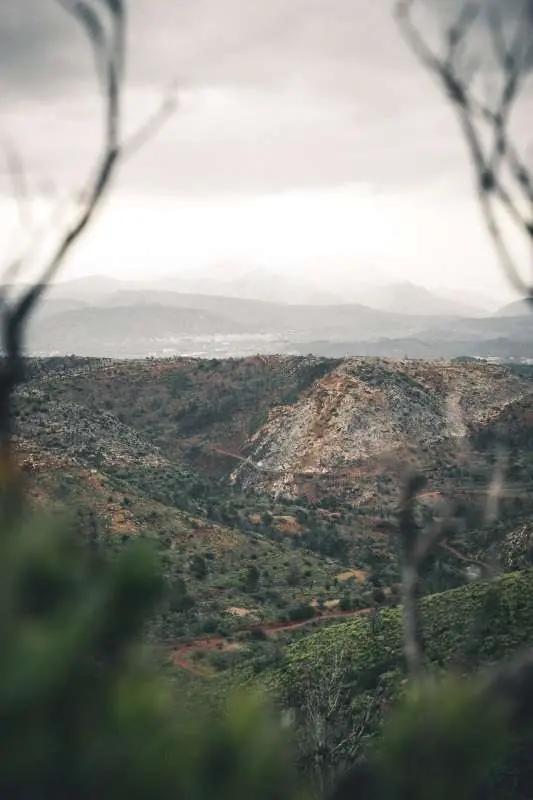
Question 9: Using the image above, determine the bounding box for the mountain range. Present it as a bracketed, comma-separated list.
[44, 271, 495, 314]
[3, 273, 531, 360]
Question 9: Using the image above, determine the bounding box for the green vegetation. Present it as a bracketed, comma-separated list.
[11, 354, 533, 798]
[234, 570, 530, 797]
[31, 357, 337, 472]
[14, 355, 533, 657]
[3, 504, 533, 799]
[276, 570, 533, 700]
[0, 509, 306, 799]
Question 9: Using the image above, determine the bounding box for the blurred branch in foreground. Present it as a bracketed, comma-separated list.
[0, 4, 307, 799]
[0, 0, 175, 491]
[0, 514, 304, 799]
[396, 0, 533, 297]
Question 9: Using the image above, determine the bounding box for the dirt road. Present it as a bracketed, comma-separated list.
[170, 606, 371, 675]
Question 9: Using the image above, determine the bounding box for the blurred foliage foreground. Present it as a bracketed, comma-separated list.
[0, 509, 304, 800]
[1, 506, 533, 799]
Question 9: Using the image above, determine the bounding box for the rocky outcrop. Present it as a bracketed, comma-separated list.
[231, 358, 532, 504]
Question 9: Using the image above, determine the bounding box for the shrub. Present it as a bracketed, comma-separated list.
[190, 554, 208, 580]
[0, 513, 305, 799]
[286, 604, 316, 623]
[168, 577, 195, 613]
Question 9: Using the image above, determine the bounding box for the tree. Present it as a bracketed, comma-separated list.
[168, 576, 195, 612]
[245, 564, 260, 593]
[190, 553, 208, 580]
[293, 647, 379, 799]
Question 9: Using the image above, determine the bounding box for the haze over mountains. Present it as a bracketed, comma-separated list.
[5, 272, 532, 360]
[37, 268, 498, 313]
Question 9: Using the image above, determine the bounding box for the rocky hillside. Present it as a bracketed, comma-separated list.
[12, 355, 533, 648]
[231, 358, 533, 506]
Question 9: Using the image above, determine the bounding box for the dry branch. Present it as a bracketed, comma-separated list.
[396, 0, 533, 296]
[0, 0, 175, 481]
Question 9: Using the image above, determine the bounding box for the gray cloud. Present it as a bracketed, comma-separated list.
[0, 1, 529, 296]
[0, 2, 94, 98]
[0, 2, 414, 100]
[0, 2, 527, 201]
[2, 0, 460, 198]
[421, 0, 533, 71]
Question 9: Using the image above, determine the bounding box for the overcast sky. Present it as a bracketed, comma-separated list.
[0, 0, 531, 301]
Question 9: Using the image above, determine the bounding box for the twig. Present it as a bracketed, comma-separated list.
[395, 0, 533, 297]
[397, 471, 431, 680]
[0, 0, 176, 485]
[122, 86, 178, 159]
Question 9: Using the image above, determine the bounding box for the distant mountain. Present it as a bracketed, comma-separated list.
[359, 281, 485, 317]
[33, 297, 89, 318]
[156, 267, 343, 305]
[155, 271, 486, 315]
[0, 283, 89, 319]
[29, 272, 489, 319]
[101, 290, 284, 327]
[26, 304, 246, 357]
[48, 275, 137, 300]
[436, 286, 499, 315]
[497, 298, 533, 317]
[5, 272, 530, 359]
[294, 337, 533, 360]
[18, 288, 533, 359]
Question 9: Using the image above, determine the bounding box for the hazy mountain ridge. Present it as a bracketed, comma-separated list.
[3, 276, 533, 359]
[9, 274, 531, 359]
[497, 298, 533, 317]
[46, 272, 494, 313]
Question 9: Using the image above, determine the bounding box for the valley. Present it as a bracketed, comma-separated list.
[5, 0, 533, 794]
[14, 354, 533, 674]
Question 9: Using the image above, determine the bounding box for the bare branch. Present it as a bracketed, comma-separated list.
[2, 3, 121, 361]
[397, 471, 429, 680]
[122, 87, 178, 159]
[0, 0, 176, 477]
[396, 0, 533, 297]
[298, 646, 375, 795]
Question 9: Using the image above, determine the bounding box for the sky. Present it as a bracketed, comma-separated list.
[0, 0, 531, 302]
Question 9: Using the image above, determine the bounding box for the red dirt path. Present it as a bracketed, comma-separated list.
[170, 606, 372, 676]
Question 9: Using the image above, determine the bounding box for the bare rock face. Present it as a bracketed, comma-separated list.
[231, 358, 532, 506]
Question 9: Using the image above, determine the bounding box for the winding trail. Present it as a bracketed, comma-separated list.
[170, 606, 372, 676]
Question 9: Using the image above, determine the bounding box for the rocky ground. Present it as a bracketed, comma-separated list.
[231, 358, 533, 508]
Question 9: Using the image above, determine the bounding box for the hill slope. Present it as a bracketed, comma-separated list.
[232, 358, 533, 506]
[14, 355, 533, 647]
[275, 569, 533, 699]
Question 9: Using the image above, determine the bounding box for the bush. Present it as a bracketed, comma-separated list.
[286, 604, 316, 623]
[0, 512, 305, 799]
[190, 554, 208, 580]
[244, 564, 260, 593]
[339, 593, 354, 612]
[168, 577, 195, 612]
[166, 370, 192, 396]
[201, 616, 221, 635]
